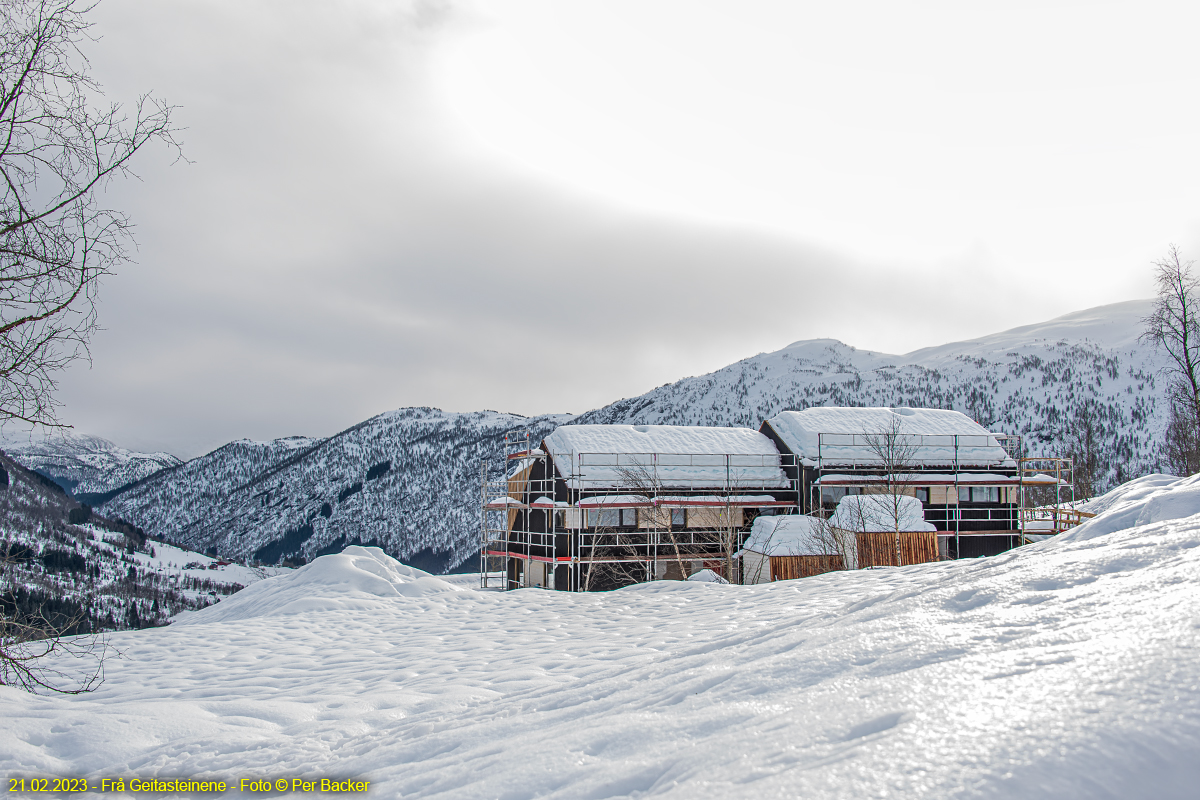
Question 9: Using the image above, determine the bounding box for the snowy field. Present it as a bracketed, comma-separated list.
[5, 478, 1200, 798]
[123, 539, 289, 600]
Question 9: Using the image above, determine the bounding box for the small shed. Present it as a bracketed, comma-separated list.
[829, 494, 940, 567]
[739, 515, 857, 584]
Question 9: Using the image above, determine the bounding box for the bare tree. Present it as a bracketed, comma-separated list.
[613, 463, 691, 582]
[1163, 397, 1200, 477]
[0, 0, 181, 427]
[1141, 245, 1200, 475]
[1, 550, 109, 693]
[860, 413, 920, 566]
[1062, 401, 1101, 499]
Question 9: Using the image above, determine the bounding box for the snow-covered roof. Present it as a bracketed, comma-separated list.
[764, 407, 1012, 467]
[817, 473, 1018, 485]
[654, 495, 793, 507]
[741, 515, 836, 556]
[829, 494, 937, 533]
[543, 424, 789, 491]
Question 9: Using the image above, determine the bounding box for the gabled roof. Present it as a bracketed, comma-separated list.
[543, 424, 789, 491]
[763, 407, 1012, 467]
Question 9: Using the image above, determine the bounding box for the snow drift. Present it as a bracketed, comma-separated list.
[1060, 473, 1200, 541]
[5, 483, 1200, 799]
[173, 546, 460, 625]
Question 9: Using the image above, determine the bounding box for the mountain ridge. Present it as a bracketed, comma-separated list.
[9, 299, 1169, 569]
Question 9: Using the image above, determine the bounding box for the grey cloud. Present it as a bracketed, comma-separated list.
[53, 0, 1039, 457]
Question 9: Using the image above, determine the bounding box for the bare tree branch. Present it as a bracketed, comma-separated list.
[860, 413, 920, 566]
[0, 545, 111, 693]
[0, 0, 182, 428]
[1141, 245, 1200, 475]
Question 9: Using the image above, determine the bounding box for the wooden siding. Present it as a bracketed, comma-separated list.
[506, 463, 533, 530]
[855, 531, 940, 568]
[768, 554, 845, 581]
[686, 507, 741, 529]
[929, 485, 957, 504]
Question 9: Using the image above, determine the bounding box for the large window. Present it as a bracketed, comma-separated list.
[671, 508, 686, 527]
[821, 486, 863, 505]
[915, 487, 929, 503]
[587, 508, 637, 527]
[587, 509, 620, 527]
[958, 486, 1000, 503]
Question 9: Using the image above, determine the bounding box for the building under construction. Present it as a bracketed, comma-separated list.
[482, 408, 1088, 590]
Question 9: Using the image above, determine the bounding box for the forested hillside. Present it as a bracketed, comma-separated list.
[96, 409, 570, 571]
[0, 449, 248, 634]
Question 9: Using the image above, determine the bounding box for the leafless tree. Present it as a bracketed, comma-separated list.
[1062, 401, 1101, 499]
[0, 0, 181, 427]
[0, 549, 110, 693]
[742, 511, 854, 584]
[1162, 397, 1200, 477]
[860, 413, 920, 565]
[613, 463, 690, 582]
[1141, 245, 1200, 475]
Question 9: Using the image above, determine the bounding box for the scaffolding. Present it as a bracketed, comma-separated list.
[806, 432, 1090, 557]
[1016, 456, 1091, 541]
[481, 430, 802, 591]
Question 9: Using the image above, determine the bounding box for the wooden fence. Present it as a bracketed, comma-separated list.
[768, 554, 845, 581]
[855, 531, 940, 568]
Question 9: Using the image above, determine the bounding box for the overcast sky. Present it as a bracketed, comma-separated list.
[39, 0, 1198, 457]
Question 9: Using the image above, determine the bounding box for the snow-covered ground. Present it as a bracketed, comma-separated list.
[5, 482, 1200, 798]
[121, 538, 289, 603]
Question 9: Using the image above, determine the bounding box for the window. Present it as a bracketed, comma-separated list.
[958, 486, 1000, 503]
[587, 509, 620, 527]
[620, 508, 638, 527]
[915, 488, 929, 503]
[821, 486, 848, 505]
[671, 508, 686, 527]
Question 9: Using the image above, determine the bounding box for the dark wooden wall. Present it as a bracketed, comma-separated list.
[856, 531, 940, 568]
[768, 554, 845, 581]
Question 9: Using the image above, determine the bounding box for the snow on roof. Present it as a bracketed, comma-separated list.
[577, 495, 652, 508]
[741, 515, 837, 556]
[543, 424, 788, 490]
[485, 497, 528, 509]
[829, 494, 937, 533]
[530, 497, 569, 508]
[654, 495, 792, 507]
[816, 473, 1019, 485]
[765, 407, 1011, 467]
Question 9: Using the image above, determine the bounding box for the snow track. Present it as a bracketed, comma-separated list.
[4, 522, 1200, 797]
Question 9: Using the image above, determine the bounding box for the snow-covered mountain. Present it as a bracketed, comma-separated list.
[577, 299, 1163, 485]
[0, 430, 182, 500]
[97, 409, 571, 571]
[14, 298, 1168, 568]
[0, 448, 257, 633]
